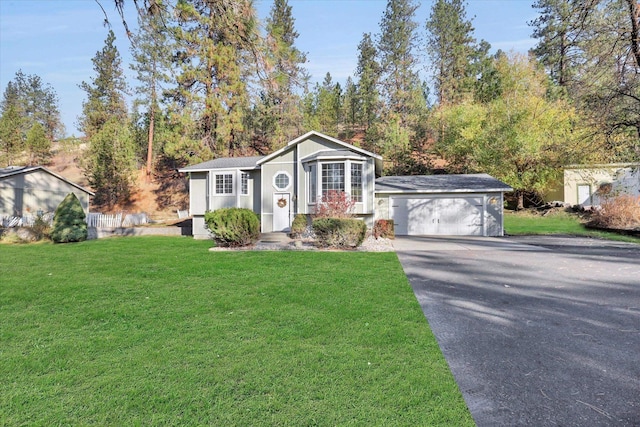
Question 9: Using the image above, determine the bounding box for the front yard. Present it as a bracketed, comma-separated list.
[0, 237, 473, 425]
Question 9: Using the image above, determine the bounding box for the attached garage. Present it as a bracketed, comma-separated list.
[375, 174, 512, 237]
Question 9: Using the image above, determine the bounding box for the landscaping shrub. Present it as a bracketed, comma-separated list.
[588, 195, 640, 230]
[51, 193, 88, 243]
[373, 219, 395, 239]
[204, 208, 260, 247]
[31, 213, 52, 241]
[314, 190, 355, 218]
[312, 218, 367, 248]
[290, 213, 308, 238]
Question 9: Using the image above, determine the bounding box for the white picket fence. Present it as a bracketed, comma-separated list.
[86, 212, 149, 228]
[2, 212, 149, 228]
[1, 213, 54, 227]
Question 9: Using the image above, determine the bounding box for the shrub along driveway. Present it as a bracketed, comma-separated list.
[394, 235, 640, 427]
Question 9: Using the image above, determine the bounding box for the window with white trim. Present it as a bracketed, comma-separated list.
[215, 173, 233, 194]
[350, 163, 363, 202]
[241, 173, 249, 195]
[321, 163, 345, 194]
[273, 171, 291, 191]
[308, 164, 317, 203]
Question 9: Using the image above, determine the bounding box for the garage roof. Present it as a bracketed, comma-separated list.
[375, 174, 512, 194]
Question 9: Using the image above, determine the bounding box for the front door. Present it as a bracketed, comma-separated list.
[273, 193, 291, 232]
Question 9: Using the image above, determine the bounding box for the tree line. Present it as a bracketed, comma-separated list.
[1, 0, 639, 209]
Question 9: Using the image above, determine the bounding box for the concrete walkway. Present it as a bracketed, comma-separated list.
[394, 235, 640, 426]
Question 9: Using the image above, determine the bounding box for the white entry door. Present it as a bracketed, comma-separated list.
[577, 184, 591, 206]
[273, 193, 291, 232]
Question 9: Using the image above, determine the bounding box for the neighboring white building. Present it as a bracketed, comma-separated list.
[564, 164, 640, 206]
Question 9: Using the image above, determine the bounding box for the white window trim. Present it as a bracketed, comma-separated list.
[272, 170, 292, 191]
[309, 160, 365, 205]
[240, 172, 250, 196]
[214, 172, 234, 195]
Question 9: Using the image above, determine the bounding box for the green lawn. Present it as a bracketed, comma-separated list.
[504, 210, 640, 243]
[0, 237, 473, 426]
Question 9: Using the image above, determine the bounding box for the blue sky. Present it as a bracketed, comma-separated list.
[0, 0, 539, 137]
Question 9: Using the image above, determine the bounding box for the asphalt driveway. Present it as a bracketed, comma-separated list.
[394, 235, 640, 426]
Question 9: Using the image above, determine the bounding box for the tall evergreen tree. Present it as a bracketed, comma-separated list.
[130, 1, 173, 178]
[530, 0, 580, 88]
[0, 71, 62, 155]
[0, 105, 24, 165]
[355, 32, 381, 150]
[79, 30, 129, 138]
[25, 122, 50, 164]
[79, 30, 136, 209]
[376, 0, 427, 172]
[261, 0, 308, 148]
[425, 0, 480, 105]
[377, 0, 421, 121]
[173, 0, 259, 157]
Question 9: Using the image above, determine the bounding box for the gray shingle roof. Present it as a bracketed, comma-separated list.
[375, 174, 512, 193]
[179, 156, 265, 172]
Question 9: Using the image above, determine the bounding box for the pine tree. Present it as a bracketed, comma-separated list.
[425, 0, 480, 105]
[376, 0, 426, 172]
[262, 0, 308, 148]
[355, 32, 381, 150]
[26, 122, 50, 164]
[173, 0, 259, 157]
[0, 105, 24, 165]
[79, 30, 129, 138]
[0, 71, 62, 157]
[79, 30, 136, 209]
[130, 2, 173, 178]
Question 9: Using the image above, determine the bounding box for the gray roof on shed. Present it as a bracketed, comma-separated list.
[0, 165, 94, 195]
[375, 174, 512, 194]
[179, 156, 265, 172]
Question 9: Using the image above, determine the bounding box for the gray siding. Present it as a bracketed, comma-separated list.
[0, 170, 90, 216]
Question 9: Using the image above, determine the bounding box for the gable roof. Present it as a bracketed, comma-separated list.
[257, 130, 383, 166]
[0, 166, 95, 196]
[375, 174, 512, 194]
[179, 156, 265, 172]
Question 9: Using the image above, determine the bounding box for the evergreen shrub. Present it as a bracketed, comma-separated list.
[204, 208, 260, 247]
[290, 214, 308, 238]
[312, 218, 367, 248]
[51, 193, 88, 243]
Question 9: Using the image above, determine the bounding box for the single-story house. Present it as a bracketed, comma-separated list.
[562, 163, 640, 206]
[179, 131, 512, 238]
[0, 165, 94, 217]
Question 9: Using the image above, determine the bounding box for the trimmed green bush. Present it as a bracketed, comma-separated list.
[204, 208, 260, 247]
[290, 214, 308, 238]
[373, 219, 395, 239]
[51, 193, 88, 243]
[312, 218, 367, 248]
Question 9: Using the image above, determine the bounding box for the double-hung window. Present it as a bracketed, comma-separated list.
[215, 173, 233, 194]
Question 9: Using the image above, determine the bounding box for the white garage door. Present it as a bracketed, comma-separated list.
[391, 196, 484, 236]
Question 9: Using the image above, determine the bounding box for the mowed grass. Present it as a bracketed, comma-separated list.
[0, 237, 473, 426]
[504, 210, 640, 243]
